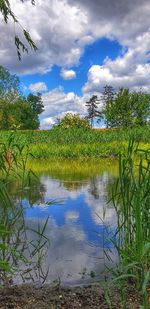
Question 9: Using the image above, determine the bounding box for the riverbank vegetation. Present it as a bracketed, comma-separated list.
[0, 126, 150, 159]
[0, 66, 150, 307]
[0, 141, 150, 309]
[105, 141, 150, 308]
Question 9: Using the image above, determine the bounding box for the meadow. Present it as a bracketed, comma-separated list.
[0, 126, 150, 159]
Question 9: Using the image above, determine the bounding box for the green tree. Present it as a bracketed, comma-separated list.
[102, 85, 115, 128]
[0, 66, 20, 101]
[86, 95, 100, 128]
[0, 66, 44, 130]
[27, 93, 44, 114]
[98, 87, 150, 128]
[0, 0, 37, 59]
[56, 113, 90, 129]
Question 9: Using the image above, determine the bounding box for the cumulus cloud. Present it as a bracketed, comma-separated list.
[0, 0, 90, 74]
[29, 82, 48, 92]
[40, 86, 88, 129]
[1, 0, 150, 124]
[68, 0, 150, 45]
[60, 69, 76, 80]
[83, 30, 150, 94]
[1, 0, 150, 76]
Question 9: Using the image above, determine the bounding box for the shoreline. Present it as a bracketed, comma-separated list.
[0, 282, 140, 309]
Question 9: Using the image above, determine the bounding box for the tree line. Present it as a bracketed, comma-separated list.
[86, 85, 150, 128]
[0, 66, 44, 130]
[1, 65, 150, 130]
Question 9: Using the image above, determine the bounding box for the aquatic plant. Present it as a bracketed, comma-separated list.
[108, 140, 150, 308]
[0, 136, 50, 285]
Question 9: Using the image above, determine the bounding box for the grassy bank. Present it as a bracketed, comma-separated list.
[0, 126, 150, 158]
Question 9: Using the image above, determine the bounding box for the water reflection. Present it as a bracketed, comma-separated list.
[9, 159, 118, 286]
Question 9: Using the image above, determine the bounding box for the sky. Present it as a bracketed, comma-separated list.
[0, 0, 150, 129]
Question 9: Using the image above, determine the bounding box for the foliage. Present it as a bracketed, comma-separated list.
[100, 85, 115, 128]
[0, 66, 44, 130]
[0, 136, 50, 284]
[98, 87, 150, 128]
[108, 141, 150, 308]
[27, 93, 44, 115]
[0, 66, 20, 101]
[86, 95, 100, 128]
[0, 127, 150, 159]
[0, 0, 37, 59]
[56, 113, 90, 129]
[0, 126, 150, 145]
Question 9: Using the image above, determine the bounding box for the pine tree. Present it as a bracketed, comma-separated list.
[103, 85, 115, 128]
[86, 95, 100, 128]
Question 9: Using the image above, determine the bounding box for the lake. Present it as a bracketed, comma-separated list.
[8, 158, 119, 286]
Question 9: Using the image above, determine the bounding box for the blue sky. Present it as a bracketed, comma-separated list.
[21, 38, 122, 96]
[0, 0, 150, 128]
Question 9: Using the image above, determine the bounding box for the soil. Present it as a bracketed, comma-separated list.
[0, 283, 141, 309]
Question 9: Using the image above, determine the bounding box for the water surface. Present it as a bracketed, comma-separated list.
[10, 159, 118, 286]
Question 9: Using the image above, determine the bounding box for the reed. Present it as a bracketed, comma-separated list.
[110, 140, 150, 308]
[0, 137, 50, 285]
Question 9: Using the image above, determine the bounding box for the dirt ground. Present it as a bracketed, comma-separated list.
[0, 284, 141, 309]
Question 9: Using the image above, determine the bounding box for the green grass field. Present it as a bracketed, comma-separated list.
[0, 126, 150, 158]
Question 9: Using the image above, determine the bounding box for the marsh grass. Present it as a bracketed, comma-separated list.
[0, 136, 50, 285]
[0, 127, 150, 159]
[106, 140, 150, 308]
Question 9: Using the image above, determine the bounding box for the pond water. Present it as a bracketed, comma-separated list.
[9, 159, 119, 286]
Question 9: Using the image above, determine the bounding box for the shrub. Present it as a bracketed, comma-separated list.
[55, 113, 90, 129]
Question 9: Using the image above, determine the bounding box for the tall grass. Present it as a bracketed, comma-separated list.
[0, 127, 150, 158]
[0, 137, 50, 285]
[109, 141, 150, 308]
[0, 126, 150, 145]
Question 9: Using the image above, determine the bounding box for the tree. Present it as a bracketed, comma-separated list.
[55, 113, 90, 129]
[0, 0, 37, 59]
[98, 87, 150, 128]
[86, 95, 100, 128]
[0, 66, 44, 130]
[27, 93, 44, 115]
[102, 85, 115, 128]
[0, 66, 20, 101]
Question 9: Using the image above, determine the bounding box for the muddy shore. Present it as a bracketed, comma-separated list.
[0, 283, 140, 309]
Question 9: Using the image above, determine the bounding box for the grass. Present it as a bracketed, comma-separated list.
[0, 126, 150, 159]
[28, 157, 119, 177]
[0, 138, 50, 285]
[106, 141, 150, 308]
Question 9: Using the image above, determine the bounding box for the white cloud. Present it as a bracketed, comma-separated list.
[29, 82, 48, 92]
[60, 69, 76, 80]
[1, 0, 150, 125]
[40, 86, 88, 129]
[83, 31, 150, 94]
[65, 211, 79, 222]
[1, 0, 150, 77]
[0, 0, 90, 74]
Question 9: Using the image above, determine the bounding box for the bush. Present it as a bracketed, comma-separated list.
[55, 113, 90, 129]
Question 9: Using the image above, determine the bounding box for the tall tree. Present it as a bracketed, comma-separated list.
[0, 0, 37, 59]
[102, 85, 115, 128]
[0, 66, 20, 101]
[86, 95, 100, 128]
[0, 66, 44, 130]
[98, 87, 150, 128]
[27, 93, 44, 115]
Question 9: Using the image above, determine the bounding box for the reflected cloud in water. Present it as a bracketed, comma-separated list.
[11, 163, 118, 286]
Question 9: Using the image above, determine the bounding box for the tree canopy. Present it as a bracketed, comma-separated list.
[55, 113, 90, 129]
[0, 66, 44, 130]
[98, 87, 150, 128]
